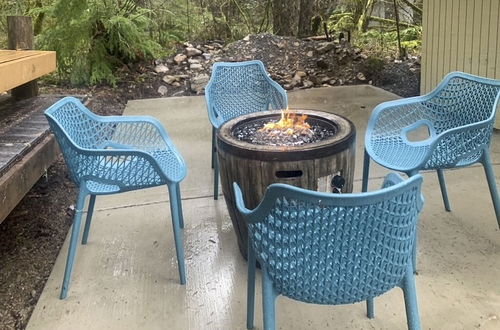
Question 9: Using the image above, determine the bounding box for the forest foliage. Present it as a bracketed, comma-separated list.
[0, 0, 423, 86]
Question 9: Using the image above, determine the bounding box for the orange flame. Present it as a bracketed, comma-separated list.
[260, 108, 312, 136]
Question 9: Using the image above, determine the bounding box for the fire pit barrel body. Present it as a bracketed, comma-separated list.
[217, 110, 356, 258]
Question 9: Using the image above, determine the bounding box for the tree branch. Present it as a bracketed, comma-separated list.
[369, 15, 419, 28]
[398, 0, 423, 16]
[231, 0, 255, 33]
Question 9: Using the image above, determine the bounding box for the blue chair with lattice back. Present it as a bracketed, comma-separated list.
[234, 173, 424, 330]
[205, 60, 287, 199]
[45, 97, 187, 299]
[362, 72, 500, 229]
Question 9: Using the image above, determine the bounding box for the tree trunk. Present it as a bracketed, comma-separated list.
[357, 0, 376, 33]
[297, 0, 314, 37]
[7, 16, 38, 100]
[208, 2, 231, 39]
[393, 0, 403, 59]
[33, 0, 45, 36]
[272, 0, 299, 36]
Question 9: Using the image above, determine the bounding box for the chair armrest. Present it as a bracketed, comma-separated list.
[267, 79, 288, 110]
[233, 182, 284, 224]
[382, 172, 424, 211]
[74, 148, 171, 188]
[233, 182, 252, 215]
[96, 116, 185, 169]
[205, 92, 222, 128]
[425, 119, 494, 168]
[366, 95, 433, 142]
[97, 116, 168, 148]
[381, 172, 405, 188]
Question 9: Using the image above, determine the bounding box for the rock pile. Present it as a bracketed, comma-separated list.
[150, 33, 420, 98]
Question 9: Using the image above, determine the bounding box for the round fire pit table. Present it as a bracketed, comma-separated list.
[217, 109, 356, 259]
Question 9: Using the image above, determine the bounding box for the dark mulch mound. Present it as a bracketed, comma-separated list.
[372, 61, 421, 97]
[0, 158, 76, 329]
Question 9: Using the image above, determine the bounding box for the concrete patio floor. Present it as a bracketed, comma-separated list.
[28, 86, 500, 329]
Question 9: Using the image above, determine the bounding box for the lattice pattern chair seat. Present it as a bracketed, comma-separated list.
[45, 96, 187, 299]
[205, 60, 288, 199]
[363, 72, 500, 229]
[235, 173, 424, 330]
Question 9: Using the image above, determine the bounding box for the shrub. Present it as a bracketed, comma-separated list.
[37, 0, 164, 85]
[361, 56, 385, 80]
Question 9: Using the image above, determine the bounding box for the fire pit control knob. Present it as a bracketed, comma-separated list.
[331, 175, 345, 194]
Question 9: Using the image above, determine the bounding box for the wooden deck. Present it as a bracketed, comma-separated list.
[0, 49, 57, 223]
[0, 96, 62, 223]
[0, 97, 59, 176]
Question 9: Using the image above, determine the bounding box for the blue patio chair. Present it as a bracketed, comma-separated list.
[205, 60, 287, 200]
[362, 71, 500, 229]
[234, 173, 424, 330]
[45, 97, 187, 299]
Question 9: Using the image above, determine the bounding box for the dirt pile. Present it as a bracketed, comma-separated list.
[150, 33, 420, 98]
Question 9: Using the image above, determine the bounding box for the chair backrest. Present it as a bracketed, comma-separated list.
[45, 97, 114, 184]
[423, 72, 500, 134]
[45, 97, 111, 149]
[205, 60, 287, 128]
[238, 173, 423, 305]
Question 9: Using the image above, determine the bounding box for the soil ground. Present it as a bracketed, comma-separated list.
[0, 43, 420, 330]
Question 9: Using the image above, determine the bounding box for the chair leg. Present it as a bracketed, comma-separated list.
[363, 149, 374, 319]
[401, 265, 421, 330]
[406, 171, 420, 274]
[262, 270, 277, 330]
[366, 298, 375, 319]
[211, 127, 216, 169]
[437, 169, 451, 212]
[412, 231, 418, 274]
[214, 150, 219, 200]
[174, 184, 184, 229]
[247, 240, 257, 329]
[81, 195, 96, 245]
[168, 184, 186, 285]
[482, 152, 500, 228]
[362, 149, 370, 192]
[60, 189, 87, 299]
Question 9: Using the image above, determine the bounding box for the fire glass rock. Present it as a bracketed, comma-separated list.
[233, 116, 337, 146]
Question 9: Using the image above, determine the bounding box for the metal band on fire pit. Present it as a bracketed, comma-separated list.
[217, 109, 356, 161]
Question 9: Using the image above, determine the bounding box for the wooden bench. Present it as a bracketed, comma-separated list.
[0, 49, 58, 224]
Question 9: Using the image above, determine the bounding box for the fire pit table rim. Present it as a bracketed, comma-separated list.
[217, 109, 356, 161]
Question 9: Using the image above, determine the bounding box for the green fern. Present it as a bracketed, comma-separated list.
[36, 0, 163, 85]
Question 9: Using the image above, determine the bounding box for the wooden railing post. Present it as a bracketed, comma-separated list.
[7, 16, 38, 100]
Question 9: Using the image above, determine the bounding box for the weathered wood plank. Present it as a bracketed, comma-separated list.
[0, 95, 61, 176]
[0, 134, 59, 224]
[7, 16, 34, 50]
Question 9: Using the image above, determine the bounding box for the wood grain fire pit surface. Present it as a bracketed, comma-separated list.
[217, 109, 357, 259]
